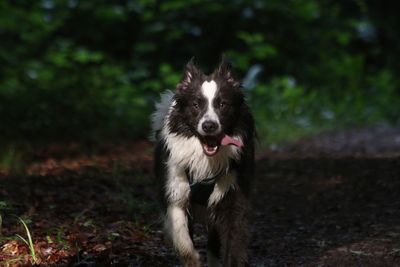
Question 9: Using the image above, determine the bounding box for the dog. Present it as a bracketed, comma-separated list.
[152, 57, 255, 267]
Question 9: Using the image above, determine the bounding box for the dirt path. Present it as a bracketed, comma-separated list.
[252, 157, 400, 266]
[1, 126, 400, 266]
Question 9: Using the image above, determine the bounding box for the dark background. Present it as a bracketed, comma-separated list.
[1, 0, 399, 144]
[1, 1, 400, 266]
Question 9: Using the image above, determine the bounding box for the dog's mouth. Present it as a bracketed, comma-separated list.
[201, 135, 243, 157]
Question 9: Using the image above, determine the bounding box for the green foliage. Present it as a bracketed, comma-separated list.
[0, 1, 399, 143]
[0, 201, 7, 235]
[16, 217, 38, 265]
[0, 146, 26, 175]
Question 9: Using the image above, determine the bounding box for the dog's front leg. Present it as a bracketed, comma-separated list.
[165, 205, 200, 266]
[217, 191, 250, 267]
[164, 167, 200, 267]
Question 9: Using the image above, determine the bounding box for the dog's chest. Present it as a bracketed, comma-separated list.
[164, 133, 240, 183]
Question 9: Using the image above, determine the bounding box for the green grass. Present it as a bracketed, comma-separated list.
[15, 217, 38, 265]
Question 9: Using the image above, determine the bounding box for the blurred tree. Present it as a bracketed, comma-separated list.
[0, 0, 398, 143]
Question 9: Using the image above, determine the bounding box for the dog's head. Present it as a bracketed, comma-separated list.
[170, 57, 245, 156]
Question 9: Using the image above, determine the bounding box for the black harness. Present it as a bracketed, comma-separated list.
[186, 160, 237, 206]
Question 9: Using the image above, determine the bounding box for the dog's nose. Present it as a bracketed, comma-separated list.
[202, 120, 218, 134]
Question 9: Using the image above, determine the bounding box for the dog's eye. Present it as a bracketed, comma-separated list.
[193, 102, 199, 109]
[219, 101, 227, 109]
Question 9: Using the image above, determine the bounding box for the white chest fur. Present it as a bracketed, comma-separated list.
[163, 131, 241, 182]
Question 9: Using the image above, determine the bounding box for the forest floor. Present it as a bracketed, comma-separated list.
[1, 125, 400, 266]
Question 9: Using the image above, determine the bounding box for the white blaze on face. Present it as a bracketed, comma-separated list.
[197, 80, 221, 135]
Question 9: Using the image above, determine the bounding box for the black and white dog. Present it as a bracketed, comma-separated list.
[152, 57, 255, 267]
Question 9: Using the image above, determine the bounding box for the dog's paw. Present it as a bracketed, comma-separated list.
[181, 250, 201, 267]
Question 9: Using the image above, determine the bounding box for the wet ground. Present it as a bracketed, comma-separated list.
[1, 126, 400, 266]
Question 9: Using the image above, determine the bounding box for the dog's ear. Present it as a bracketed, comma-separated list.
[216, 55, 240, 87]
[177, 58, 202, 91]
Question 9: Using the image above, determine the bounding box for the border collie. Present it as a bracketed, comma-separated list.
[152, 57, 255, 267]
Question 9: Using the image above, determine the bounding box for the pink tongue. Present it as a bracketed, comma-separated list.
[221, 135, 243, 148]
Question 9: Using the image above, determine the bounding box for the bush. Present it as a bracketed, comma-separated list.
[0, 1, 399, 143]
